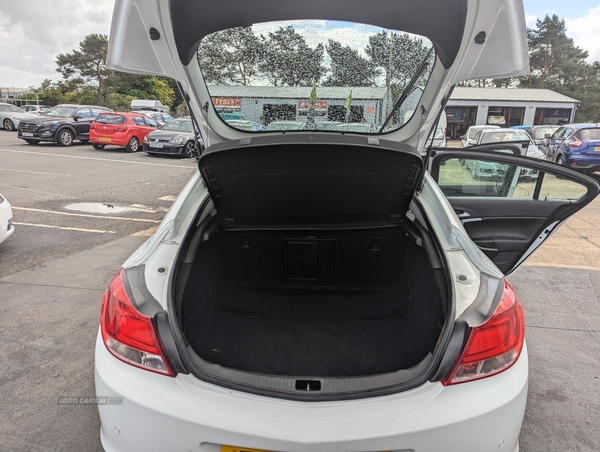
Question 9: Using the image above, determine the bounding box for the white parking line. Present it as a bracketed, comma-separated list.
[0, 148, 196, 169]
[12, 222, 116, 234]
[12, 207, 161, 223]
[0, 167, 71, 176]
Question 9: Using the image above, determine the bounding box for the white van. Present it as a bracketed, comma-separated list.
[130, 99, 169, 114]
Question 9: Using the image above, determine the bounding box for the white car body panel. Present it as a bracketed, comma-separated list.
[96, 332, 527, 452]
[0, 194, 14, 244]
[0, 110, 38, 130]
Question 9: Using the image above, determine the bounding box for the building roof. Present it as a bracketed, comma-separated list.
[208, 85, 389, 100]
[450, 88, 579, 103]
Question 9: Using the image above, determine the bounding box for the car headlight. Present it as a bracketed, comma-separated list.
[169, 136, 185, 144]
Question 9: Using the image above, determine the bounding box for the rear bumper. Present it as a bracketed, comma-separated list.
[566, 152, 600, 171]
[95, 330, 528, 452]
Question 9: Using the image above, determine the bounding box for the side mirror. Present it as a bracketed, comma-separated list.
[460, 135, 466, 140]
[74, 115, 83, 121]
[467, 139, 477, 146]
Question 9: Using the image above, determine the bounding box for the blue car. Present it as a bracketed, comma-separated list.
[546, 124, 600, 172]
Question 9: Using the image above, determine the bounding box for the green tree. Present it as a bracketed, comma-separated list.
[259, 26, 326, 86]
[366, 31, 431, 93]
[198, 27, 264, 85]
[55, 34, 112, 105]
[323, 40, 379, 87]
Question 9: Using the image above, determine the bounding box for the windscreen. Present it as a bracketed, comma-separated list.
[532, 127, 558, 140]
[481, 130, 530, 144]
[160, 119, 193, 132]
[197, 20, 435, 134]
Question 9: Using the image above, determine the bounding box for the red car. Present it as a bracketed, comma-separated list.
[90, 112, 159, 152]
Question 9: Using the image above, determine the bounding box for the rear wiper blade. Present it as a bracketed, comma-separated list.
[378, 47, 433, 134]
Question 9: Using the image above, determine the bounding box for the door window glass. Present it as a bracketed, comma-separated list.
[539, 174, 588, 201]
[144, 117, 159, 128]
[132, 116, 146, 126]
[90, 108, 104, 118]
[75, 109, 92, 119]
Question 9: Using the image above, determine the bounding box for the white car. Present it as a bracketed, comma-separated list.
[96, 1, 600, 451]
[0, 102, 38, 131]
[459, 124, 500, 148]
[0, 192, 14, 244]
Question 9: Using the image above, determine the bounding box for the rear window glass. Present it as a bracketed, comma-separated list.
[576, 128, 600, 140]
[197, 20, 435, 134]
[95, 114, 126, 125]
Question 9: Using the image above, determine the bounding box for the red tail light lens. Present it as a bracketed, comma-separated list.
[100, 270, 174, 376]
[569, 137, 583, 147]
[443, 279, 524, 385]
[90, 123, 96, 130]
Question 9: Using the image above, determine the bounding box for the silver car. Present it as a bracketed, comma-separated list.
[95, 1, 600, 451]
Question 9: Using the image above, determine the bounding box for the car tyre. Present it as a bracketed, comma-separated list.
[3, 118, 15, 131]
[58, 129, 74, 147]
[126, 136, 140, 153]
[184, 140, 195, 158]
[24, 139, 39, 145]
[92, 143, 105, 150]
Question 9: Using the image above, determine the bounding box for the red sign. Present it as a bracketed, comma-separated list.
[212, 97, 241, 108]
[366, 106, 375, 115]
[298, 100, 328, 111]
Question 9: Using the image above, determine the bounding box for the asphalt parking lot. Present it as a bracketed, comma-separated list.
[1, 130, 599, 451]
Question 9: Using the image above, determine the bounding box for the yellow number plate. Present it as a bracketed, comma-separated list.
[221, 447, 272, 452]
[99, 136, 112, 142]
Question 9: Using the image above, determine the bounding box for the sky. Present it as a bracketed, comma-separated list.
[1, 0, 600, 88]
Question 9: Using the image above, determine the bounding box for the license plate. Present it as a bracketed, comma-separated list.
[22, 132, 33, 137]
[99, 136, 111, 142]
[150, 142, 164, 148]
[221, 447, 272, 452]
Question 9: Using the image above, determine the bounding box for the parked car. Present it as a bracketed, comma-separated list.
[544, 124, 600, 172]
[17, 104, 112, 146]
[432, 125, 447, 147]
[143, 117, 202, 157]
[132, 110, 174, 127]
[224, 119, 263, 131]
[98, 1, 600, 451]
[459, 124, 500, 148]
[526, 125, 561, 153]
[263, 120, 309, 131]
[90, 112, 159, 152]
[0, 102, 38, 131]
[19, 105, 49, 114]
[0, 192, 14, 245]
[333, 122, 379, 133]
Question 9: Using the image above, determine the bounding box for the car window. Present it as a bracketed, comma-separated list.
[132, 116, 146, 126]
[436, 155, 589, 201]
[160, 119, 193, 132]
[144, 117, 159, 127]
[0, 104, 25, 113]
[90, 108, 105, 118]
[41, 105, 78, 118]
[468, 128, 481, 140]
[197, 20, 435, 134]
[75, 109, 92, 119]
[532, 127, 558, 140]
[162, 114, 173, 122]
[95, 114, 126, 125]
[575, 128, 600, 140]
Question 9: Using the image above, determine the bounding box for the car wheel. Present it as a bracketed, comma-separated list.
[58, 129, 74, 147]
[3, 118, 15, 131]
[126, 136, 140, 153]
[184, 141, 195, 158]
[92, 143, 105, 150]
[24, 139, 39, 145]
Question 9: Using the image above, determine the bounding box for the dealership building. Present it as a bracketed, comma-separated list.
[445, 87, 580, 138]
[208, 86, 391, 125]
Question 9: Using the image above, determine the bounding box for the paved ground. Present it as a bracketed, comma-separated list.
[0, 132, 599, 451]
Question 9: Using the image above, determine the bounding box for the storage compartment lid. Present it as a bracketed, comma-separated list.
[198, 134, 423, 227]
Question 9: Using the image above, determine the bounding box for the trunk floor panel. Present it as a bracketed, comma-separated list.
[182, 283, 439, 377]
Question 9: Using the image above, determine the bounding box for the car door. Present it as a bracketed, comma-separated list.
[429, 145, 600, 274]
[546, 126, 570, 161]
[73, 108, 93, 138]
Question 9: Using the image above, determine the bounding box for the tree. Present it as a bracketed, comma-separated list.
[366, 31, 431, 93]
[55, 34, 112, 105]
[259, 26, 326, 86]
[323, 40, 379, 87]
[198, 27, 264, 85]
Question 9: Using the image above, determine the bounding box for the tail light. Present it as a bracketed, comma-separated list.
[569, 137, 582, 147]
[90, 123, 96, 130]
[443, 279, 524, 385]
[100, 270, 174, 376]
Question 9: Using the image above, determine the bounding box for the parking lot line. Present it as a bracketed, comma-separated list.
[0, 167, 71, 176]
[12, 207, 161, 223]
[0, 148, 195, 169]
[12, 222, 117, 234]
